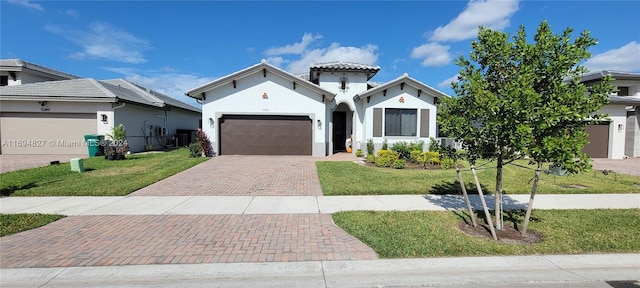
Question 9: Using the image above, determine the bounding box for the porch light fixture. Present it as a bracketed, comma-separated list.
[317, 119, 322, 129]
[100, 114, 108, 124]
[209, 117, 214, 126]
[618, 124, 624, 133]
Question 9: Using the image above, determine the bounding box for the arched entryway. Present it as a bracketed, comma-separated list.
[332, 103, 353, 153]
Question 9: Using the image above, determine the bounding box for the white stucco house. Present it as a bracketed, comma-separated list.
[186, 60, 448, 157]
[0, 61, 202, 155]
[580, 70, 640, 159]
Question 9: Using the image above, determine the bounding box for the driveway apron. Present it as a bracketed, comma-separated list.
[0, 155, 378, 268]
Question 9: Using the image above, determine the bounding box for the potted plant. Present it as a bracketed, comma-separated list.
[106, 124, 128, 160]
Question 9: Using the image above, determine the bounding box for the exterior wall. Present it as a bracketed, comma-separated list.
[612, 80, 640, 96]
[317, 72, 368, 155]
[201, 72, 328, 157]
[0, 71, 64, 86]
[599, 104, 628, 159]
[113, 104, 167, 152]
[359, 85, 437, 153]
[167, 107, 201, 136]
[625, 108, 640, 157]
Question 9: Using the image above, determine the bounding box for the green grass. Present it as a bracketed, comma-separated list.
[317, 160, 640, 195]
[332, 209, 640, 258]
[0, 214, 65, 237]
[0, 149, 209, 196]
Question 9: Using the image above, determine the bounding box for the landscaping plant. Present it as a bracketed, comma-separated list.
[438, 21, 613, 232]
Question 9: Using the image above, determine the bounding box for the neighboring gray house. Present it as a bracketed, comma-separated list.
[1, 59, 79, 86]
[186, 60, 448, 156]
[580, 70, 640, 158]
[0, 77, 201, 155]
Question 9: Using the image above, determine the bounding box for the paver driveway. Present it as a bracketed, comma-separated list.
[132, 155, 324, 196]
[0, 154, 378, 268]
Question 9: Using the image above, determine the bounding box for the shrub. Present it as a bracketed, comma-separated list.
[375, 157, 392, 167]
[367, 154, 376, 163]
[196, 128, 213, 156]
[440, 157, 455, 170]
[355, 149, 364, 157]
[392, 159, 406, 169]
[376, 150, 399, 167]
[382, 139, 388, 150]
[188, 142, 202, 158]
[410, 150, 422, 163]
[391, 141, 411, 160]
[428, 137, 441, 152]
[413, 151, 441, 169]
[409, 140, 425, 153]
[366, 139, 375, 155]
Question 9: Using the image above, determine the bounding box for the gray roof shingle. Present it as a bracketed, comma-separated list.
[0, 78, 201, 113]
[0, 78, 114, 101]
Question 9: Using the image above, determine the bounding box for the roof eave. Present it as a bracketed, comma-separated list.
[186, 62, 336, 101]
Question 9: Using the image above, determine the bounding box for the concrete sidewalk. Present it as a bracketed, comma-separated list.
[2, 254, 638, 288]
[1, 194, 638, 215]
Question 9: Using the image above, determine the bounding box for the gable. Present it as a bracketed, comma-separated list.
[186, 61, 335, 102]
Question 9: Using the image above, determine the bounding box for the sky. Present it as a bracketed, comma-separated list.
[2, 0, 639, 107]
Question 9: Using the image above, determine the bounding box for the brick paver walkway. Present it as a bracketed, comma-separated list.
[0, 214, 377, 268]
[132, 156, 323, 196]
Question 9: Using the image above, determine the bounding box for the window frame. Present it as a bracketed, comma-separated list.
[384, 108, 418, 137]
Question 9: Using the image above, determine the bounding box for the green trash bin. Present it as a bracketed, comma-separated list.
[84, 134, 105, 157]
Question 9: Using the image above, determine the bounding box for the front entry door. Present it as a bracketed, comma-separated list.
[333, 111, 346, 152]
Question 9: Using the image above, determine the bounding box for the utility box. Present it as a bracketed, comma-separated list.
[70, 158, 85, 172]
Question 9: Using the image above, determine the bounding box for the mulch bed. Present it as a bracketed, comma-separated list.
[458, 222, 544, 244]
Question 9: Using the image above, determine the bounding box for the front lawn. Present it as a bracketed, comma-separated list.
[0, 213, 64, 237]
[0, 149, 209, 196]
[332, 209, 640, 258]
[317, 160, 640, 195]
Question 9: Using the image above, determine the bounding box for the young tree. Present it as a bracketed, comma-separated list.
[439, 21, 613, 233]
[439, 25, 535, 230]
[518, 22, 613, 234]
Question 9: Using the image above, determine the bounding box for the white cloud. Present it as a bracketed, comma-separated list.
[429, 0, 520, 42]
[584, 41, 640, 72]
[104, 67, 212, 107]
[62, 9, 79, 18]
[411, 43, 451, 67]
[45, 22, 152, 64]
[7, 0, 44, 11]
[265, 33, 322, 56]
[438, 74, 460, 88]
[263, 34, 379, 75]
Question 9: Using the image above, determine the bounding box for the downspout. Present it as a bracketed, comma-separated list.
[111, 102, 126, 128]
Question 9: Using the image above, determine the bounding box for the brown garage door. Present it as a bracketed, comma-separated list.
[219, 115, 312, 155]
[582, 123, 609, 158]
[1, 112, 96, 155]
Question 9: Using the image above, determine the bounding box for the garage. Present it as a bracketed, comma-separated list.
[582, 123, 610, 158]
[219, 115, 312, 155]
[1, 112, 96, 155]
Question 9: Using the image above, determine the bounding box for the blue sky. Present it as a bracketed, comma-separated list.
[2, 0, 639, 107]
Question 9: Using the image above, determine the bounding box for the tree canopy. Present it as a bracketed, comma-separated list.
[438, 21, 614, 231]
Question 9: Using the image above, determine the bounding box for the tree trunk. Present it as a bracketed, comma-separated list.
[471, 165, 497, 241]
[456, 166, 477, 227]
[495, 153, 504, 230]
[522, 162, 542, 235]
